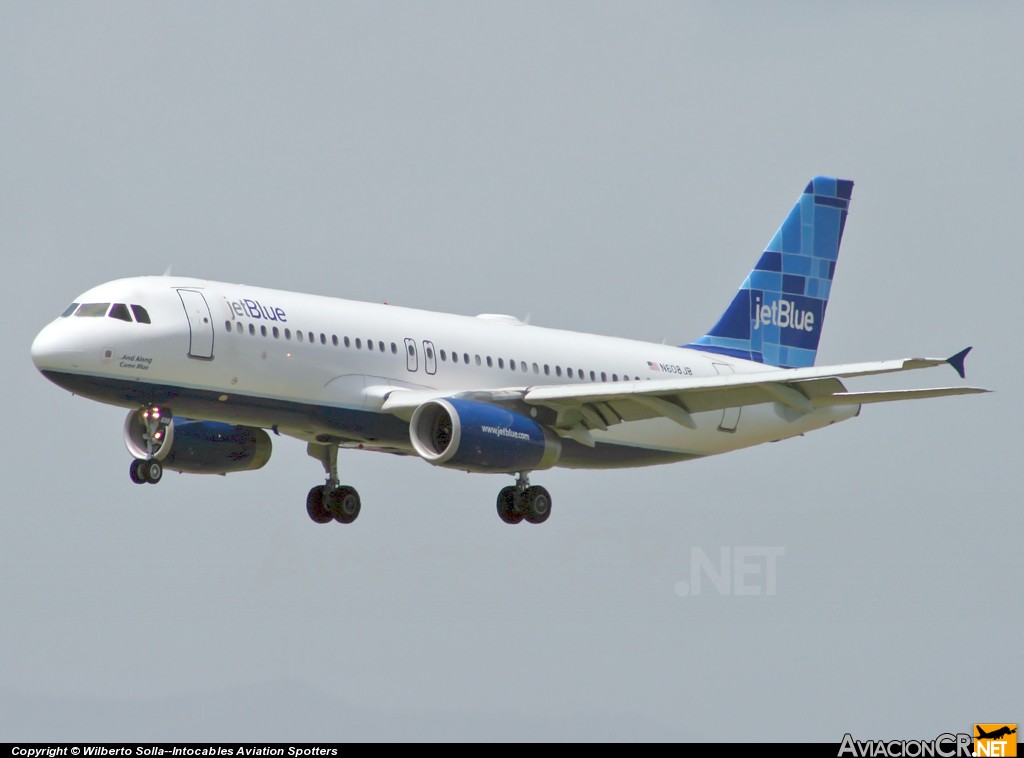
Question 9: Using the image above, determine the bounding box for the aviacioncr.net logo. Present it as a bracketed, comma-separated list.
[974, 724, 1017, 757]
[838, 733, 972, 757]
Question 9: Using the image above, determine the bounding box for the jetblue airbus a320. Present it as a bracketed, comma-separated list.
[31, 177, 987, 525]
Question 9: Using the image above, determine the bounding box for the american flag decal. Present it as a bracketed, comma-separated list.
[647, 361, 661, 371]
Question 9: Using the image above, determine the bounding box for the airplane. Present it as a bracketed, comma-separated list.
[977, 726, 1017, 741]
[30, 176, 988, 525]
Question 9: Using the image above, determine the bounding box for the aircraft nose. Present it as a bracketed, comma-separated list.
[31, 321, 72, 371]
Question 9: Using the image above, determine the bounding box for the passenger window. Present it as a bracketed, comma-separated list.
[260, 325, 267, 337]
[298, 331, 304, 343]
[601, 372, 607, 382]
[285, 329, 291, 340]
[224, 320, 231, 332]
[344, 336, 351, 348]
[452, 352, 459, 364]
[463, 353, 469, 364]
[532, 363, 539, 374]
[475, 355, 481, 366]
[590, 370, 596, 381]
[321, 334, 327, 345]
[368, 340, 374, 351]
[130, 305, 151, 324]
[61, 303, 80, 317]
[486, 356, 493, 367]
[521, 361, 527, 373]
[426, 346, 434, 360]
[235, 322, 242, 333]
[273, 326, 280, 338]
[76, 303, 110, 318]
[555, 366, 562, 377]
[612, 374, 618, 382]
[332, 335, 339, 346]
[440, 350, 447, 361]
[379, 341, 385, 352]
[498, 358, 504, 369]
[249, 324, 255, 336]
[308, 332, 314, 343]
[391, 342, 397, 354]
[510, 360, 516, 372]
[355, 338, 361, 349]
[567, 368, 574, 379]
[544, 364, 550, 376]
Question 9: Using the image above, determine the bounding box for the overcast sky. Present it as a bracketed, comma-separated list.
[1, 1, 1020, 742]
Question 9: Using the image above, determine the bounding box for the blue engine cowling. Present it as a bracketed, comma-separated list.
[409, 398, 561, 473]
[123, 412, 272, 475]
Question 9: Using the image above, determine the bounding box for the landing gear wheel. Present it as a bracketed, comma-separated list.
[329, 485, 361, 524]
[129, 459, 147, 484]
[306, 485, 333, 524]
[496, 486, 524, 524]
[143, 460, 163, 484]
[130, 458, 162, 484]
[522, 485, 552, 524]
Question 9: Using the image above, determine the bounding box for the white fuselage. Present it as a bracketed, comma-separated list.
[31, 276, 858, 470]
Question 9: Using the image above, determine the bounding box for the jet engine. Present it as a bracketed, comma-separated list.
[124, 410, 272, 475]
[409, 398, 561, 473]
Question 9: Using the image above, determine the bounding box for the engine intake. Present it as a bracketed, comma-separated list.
[124, 411, 272, 475]
[410, 398, 561, 473]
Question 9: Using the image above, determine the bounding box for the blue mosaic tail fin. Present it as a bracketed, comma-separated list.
[685, 176, 854, 368]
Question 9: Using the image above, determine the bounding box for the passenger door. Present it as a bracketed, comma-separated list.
[177, 289, 215, 359]
[712, 363, 740, 432]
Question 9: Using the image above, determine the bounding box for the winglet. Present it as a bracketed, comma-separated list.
[946, 346, 972, 379]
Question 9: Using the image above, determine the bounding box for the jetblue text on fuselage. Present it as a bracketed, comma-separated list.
[752, 296, 814, 332]
[230, 298, 287, 322]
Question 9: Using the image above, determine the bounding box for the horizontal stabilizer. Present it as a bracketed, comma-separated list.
[812, 386, 989, 407]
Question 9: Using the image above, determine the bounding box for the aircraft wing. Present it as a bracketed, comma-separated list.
[380, 350, 989, 446]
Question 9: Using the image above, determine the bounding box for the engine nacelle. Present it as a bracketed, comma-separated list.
[124, 411, 272, 475]
[409, 398, 561, 473]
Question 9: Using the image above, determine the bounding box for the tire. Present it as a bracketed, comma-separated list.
[496, 486, 523, 524]
[522, 485, 552, 524]
[329, 485, 361, 524]
[305, 485, 333, 524]
[129, 459, 146, 484]
[144, 460, 163, 484]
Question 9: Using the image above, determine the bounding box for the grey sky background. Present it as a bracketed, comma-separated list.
[2, 1, 1020, 742]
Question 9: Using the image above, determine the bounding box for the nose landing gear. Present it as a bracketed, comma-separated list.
[129, 458, 163, 484]
[128, 406, 171, 485]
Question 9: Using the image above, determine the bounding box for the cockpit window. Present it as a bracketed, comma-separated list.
[76, 303, 110, 318]
[130, 305, 151, 324]
[60, 303, 80, 318]
[108, 303, 132, 322]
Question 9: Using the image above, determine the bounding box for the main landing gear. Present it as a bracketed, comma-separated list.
[129, 405, 170, 485]
[306, 443, 361, 525]
[496, 472, 552, 525]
